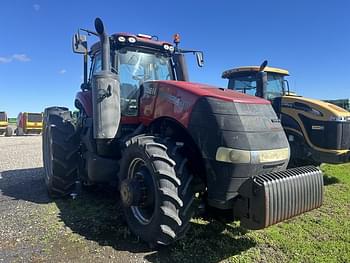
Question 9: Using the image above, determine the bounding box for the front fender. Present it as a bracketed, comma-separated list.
[75, 91, 92, 117]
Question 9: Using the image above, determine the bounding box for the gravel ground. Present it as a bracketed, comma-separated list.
[0, 136, 167, 263]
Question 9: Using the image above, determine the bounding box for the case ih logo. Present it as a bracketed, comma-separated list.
[158, 90, 191, 113]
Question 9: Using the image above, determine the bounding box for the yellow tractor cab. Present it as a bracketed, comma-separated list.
[0, 111, 13, 136]
[222, 61, 350, 166]
[16, 112, 43, 135]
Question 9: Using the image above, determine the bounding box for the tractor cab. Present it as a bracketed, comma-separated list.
[90, 34, 177, 117]
[74, 31, 204, 118]
[222, 65, 289, 113]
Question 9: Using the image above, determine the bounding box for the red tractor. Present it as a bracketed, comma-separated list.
[42, 18, 324, 246]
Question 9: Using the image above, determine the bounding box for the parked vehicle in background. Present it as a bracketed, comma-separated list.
[0, 111, 13, 137]
[222, 61, 350, 166]
[16, 112, 43, 135]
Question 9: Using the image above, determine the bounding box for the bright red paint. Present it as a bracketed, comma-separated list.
[75, 80, 270, 128]
[152, 81, 269, 104]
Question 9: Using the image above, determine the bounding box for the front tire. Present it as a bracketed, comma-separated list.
[4, 127, 12, 137]
[42, 107, 79, 198]
[119, 135, 196, 246]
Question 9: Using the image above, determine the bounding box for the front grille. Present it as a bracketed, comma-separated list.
[236, 166, 323, 229]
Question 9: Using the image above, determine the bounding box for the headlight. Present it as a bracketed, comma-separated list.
[118, 36, 126, 42]
[163, 44, 170, 50]
[216, 147, 289, 164]
[128, 37, 136, 43]
[329, 116, 349, 122]
[169, 46, 175, 52]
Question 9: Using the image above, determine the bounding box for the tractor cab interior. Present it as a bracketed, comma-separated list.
[227, 72, 287, 101]
[90, 47, 174, 116]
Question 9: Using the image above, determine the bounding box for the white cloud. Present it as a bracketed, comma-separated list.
[0, 54, 31, 64]
[59, 69, 67, 74]
[12, 54, 31, 62]
[33, 4, 40, 11]
[0, 57, 12, 64]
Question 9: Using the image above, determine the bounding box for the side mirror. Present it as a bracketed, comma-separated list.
[195, 51, 204, 67]
[72, 33, 88, 54]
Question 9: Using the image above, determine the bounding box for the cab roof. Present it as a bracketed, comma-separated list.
[90, 32, 173, 55]
[222, 66, 289, 79]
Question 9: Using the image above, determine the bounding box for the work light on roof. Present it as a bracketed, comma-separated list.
[137, 34, 152, 39]
[128, 37, 136, 43]
[117, 36, 126, 42]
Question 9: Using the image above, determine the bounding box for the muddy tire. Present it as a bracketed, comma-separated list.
[42, 107, 79, 198]
[119, 135, 195, 246]
[4, 127, 12, 137]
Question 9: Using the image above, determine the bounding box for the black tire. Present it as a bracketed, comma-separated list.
[5, 127, 13, 137]
[42, 107, 79, 198]
[119, 135, 196, 246]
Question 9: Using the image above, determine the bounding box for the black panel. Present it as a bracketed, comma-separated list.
[188, 97, 290, 208]
[281, 113, 302, 132]
[299, 114, 350, 150]
[189, 97, 288, 157]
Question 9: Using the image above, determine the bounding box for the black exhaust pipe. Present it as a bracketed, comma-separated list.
[91, 18, 121, 154]
[95, 18, 110, 71]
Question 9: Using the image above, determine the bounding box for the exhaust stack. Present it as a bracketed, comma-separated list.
[91, 18, 121, 145]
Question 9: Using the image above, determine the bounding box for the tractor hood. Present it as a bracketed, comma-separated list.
[154, 80, 270, 105]
[282, 95, 350, 119]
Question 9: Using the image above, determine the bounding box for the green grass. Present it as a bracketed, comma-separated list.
[35, 164, 350, 262]
[165, 163, 350, 263]
[7, 118, 16, 124]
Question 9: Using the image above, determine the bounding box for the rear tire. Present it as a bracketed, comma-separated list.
[42, 107, 79, 198]
[5, 127, 13, 137]
[119, 135, 196, 246]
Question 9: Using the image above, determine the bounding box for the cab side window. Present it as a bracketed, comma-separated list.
[92, 53, 102, 75]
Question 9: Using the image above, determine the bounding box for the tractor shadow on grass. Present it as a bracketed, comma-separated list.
[54, 187, 256, 262]
[0, 167, 51, 204]
[0, 167, 256, 262]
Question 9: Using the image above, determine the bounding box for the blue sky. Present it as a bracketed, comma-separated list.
[0, 0, 349, 117]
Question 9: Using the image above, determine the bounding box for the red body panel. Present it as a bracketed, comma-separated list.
[75, 91, 93, 117]
[140, 81, 270, 128]
[75, 80, 270, 128]
[150, 81, 269, 104]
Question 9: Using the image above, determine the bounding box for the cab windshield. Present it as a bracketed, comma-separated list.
[0, 112, 6, 121]
[228, 73, 286, 100]
[117, 48, 174, 116]
[91, 48, 174, 116]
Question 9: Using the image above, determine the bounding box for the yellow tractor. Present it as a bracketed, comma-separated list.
[0, 111, 13, 137]
[222, 61, 350, 166]
[15, 112, 43, 135]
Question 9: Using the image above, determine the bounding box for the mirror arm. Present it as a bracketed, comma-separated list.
[177, 49, 202, 54]
[80, 28, 99, 37]
[83, 53, 88, 85]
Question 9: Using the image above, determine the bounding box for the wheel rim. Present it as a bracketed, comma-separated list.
[127, 158, 156, 225]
